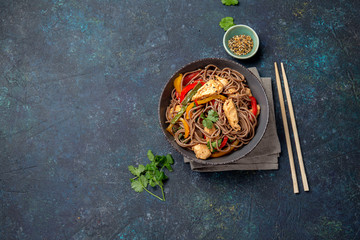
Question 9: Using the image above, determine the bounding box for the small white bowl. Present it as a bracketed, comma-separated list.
[223, 24, 259, 60]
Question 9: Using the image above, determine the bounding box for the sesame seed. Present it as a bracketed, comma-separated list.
[228, 35, 254, 56]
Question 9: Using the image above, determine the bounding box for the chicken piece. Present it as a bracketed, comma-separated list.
[245, 88, 252, 96]
[192, 144, 211, 160]
[226, 87, 240, 98]
[191, 76, 228, 101]
[174, 105, 181, 112]
[223, 99, 241, 131]
[229, 93, 240, 98]
[227, 88, 237, 94]
[214, 76, 229, 87]
[191, 80, 223, 101]
[204, 126, 216, 140]
[169, 105, 182, 117]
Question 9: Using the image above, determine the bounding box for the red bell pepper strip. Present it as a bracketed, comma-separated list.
[180, 80, 204, 102]
[249, 96, 257, 117]
[183, 70, 201, 86]
[219, 136, 228, 149]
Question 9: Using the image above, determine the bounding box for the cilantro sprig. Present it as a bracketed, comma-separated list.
[201, 110, 219, 129]
[221, 0, 239, 6]
[128, 150, 174, 201]
[219, 17, 235, 31]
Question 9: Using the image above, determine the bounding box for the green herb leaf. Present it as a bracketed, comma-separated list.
[221, 0, 239, 6]
[219, 17, 235, 31]
[166, 154, 174, 165]
[207, 139, 223, 152]
[147, 150, 155, 161]
[203, 118, 214, 129]
[164, 164, 173, 172]
[207, 110, 219, 122]
[145, 162, 157, 171]
[139, 175, 148, 188]
[202, 110, 219, 129]
[149, 179, 156, 187]
[128, 164, 145, 177]
[200, 113, 206, 119]
[155, 155, 166, 164]
[131, 179, 144, 192]
[145, 171, 153, 179]
[128, 165, 136, 175]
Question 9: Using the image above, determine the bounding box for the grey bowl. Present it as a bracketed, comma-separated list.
[158, 58, 269, 165]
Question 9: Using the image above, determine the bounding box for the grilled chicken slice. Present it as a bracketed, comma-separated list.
[223, 99, 241, 131]
[192, 144, 211, 160]
[191, 76, 228, 101]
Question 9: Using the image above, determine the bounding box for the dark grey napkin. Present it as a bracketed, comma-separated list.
[184, 67, 281, 172]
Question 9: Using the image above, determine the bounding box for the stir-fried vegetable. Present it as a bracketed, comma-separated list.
[181, 82, 202, 106]
[180, 80, 204, 102]
[210, 140, 240, 157]
[173, 74, 183, 94]
[182, 70, 201, 86]
[170, 105, 187, 125]
[169, 82, 202, 125]
[219, 136, 229, 149]
[166, 123, 174, 135]
[197, 94, 227, 104]
[250, 96, 257, 118]
[180, 118, 190, 138]
[207, 139, 223, 152]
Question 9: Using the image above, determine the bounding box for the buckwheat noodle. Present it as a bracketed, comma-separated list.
[166, 64, 258, 155]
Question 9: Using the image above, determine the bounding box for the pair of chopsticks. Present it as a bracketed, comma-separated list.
[274, 62, 309, 194]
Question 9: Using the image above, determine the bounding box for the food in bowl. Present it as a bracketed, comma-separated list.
[228, 34, 254, 56]
[165, 64, 260, 160]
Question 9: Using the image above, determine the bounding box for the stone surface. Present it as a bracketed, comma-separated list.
[0, 0, 359, 239]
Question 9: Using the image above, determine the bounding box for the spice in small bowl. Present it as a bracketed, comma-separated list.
[223, 25, 259, 59]
[228, 34, 254, 56]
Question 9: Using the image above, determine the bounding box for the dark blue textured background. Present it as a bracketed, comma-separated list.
[1, 0, 359, 239]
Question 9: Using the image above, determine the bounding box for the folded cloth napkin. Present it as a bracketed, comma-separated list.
[184, 67, 281, 172]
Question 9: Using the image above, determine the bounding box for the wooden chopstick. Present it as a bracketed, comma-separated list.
[274, 62, 299, 194]
[280, 63, 309, 192]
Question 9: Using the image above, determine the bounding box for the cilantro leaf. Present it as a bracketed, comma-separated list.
[219, 17, 235, 31]
[203, 118, 214, 129]
[154, 170, 168, 186]
[149, 179, 156, 187]
[128, 165, 136, 175]
[131, 179, 144, 192]
[202, 110, 219, 129]
[145, 171, 153, 179]
[128, 164, 145, 177]
[147, 150, 155, 161]
[166, 154, 174, 165]
[207, 110, 219, 122]
[139, 175, 148, 188]
[146, 162, 157, 171]
[164, 154, 174, 171]
[207, 139, 223, 152]
[221, 0, 239, 6]
[155, 155, 166, 164]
